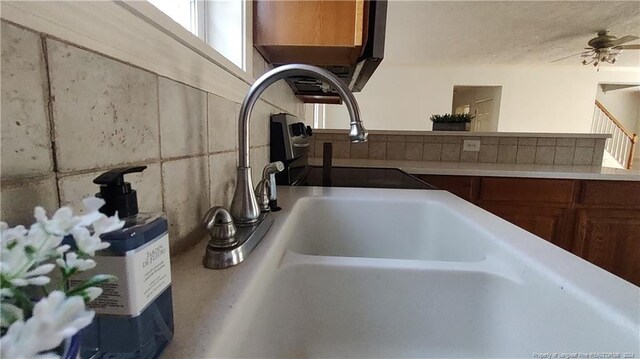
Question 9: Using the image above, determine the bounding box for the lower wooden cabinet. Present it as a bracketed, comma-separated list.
[574, 209, 640, 286]
[478, 203, 572, 250]
[415, 174, 640, 286]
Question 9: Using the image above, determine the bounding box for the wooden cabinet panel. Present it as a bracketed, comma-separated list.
[413, 173, 640, 284]
[573, 209, 640, 286]
[415, 175, 476, 202]
[579, 180, 640, 208]
[479, 203, 570, 248]
[479, 177, 575, 205]
[254, 0, 368, 65]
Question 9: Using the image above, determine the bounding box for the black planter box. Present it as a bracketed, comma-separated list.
[432, 122, 468, 131]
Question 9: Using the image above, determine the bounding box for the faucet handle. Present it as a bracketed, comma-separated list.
[203, 206, 237, 248]
[261, 162, 284, 211]
[261, 161, 284, 180]
[254, 179, 271, 213]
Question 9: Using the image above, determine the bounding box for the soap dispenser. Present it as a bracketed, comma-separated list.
[79, 166, 174, 359]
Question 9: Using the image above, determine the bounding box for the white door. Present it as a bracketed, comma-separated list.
[473, 99, 493, 132]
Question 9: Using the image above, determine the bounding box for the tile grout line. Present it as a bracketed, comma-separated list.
[40, 34, 62, 207]
[205, 93, 212, 208]
[155, 75, 167, 214]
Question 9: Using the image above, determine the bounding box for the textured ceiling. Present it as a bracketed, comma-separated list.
[385, 1, 640, 67]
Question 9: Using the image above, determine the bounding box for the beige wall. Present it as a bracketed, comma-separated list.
[324, 64, 640, 133]
[0, 21, 302, 254]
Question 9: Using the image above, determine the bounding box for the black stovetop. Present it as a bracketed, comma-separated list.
[296, 166, 434, 190]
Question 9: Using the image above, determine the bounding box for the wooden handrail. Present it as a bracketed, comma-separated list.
[595, 100, 635, 140]
[627, 134, 638, 170]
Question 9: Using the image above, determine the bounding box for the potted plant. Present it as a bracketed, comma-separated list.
[430, 113, 474, 131]
[0, 197, 123, 359]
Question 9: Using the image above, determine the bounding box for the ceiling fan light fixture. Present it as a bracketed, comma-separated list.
[553, 31, 638, 69]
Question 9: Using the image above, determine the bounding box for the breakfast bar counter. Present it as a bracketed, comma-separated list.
[309, 157, 640, 181]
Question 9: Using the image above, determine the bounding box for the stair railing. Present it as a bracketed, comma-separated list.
[592, 100, 638, 169]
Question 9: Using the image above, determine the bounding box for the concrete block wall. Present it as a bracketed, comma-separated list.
[0, 21, 301, 255]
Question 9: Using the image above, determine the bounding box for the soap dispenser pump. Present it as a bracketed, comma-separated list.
[79, 166, 174, 359]
[93, 166, 145, 218]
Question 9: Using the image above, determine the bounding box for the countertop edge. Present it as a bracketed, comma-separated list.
[308, 158, 640, 181]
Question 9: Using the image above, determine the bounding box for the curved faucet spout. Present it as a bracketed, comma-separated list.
[230, 64, 368, 225]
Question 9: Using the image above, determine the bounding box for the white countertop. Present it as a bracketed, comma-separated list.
[163, 186, 639, 358]
[309, 157, 640, 181]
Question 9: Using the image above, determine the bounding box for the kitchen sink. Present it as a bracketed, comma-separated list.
[172, 187, 639, 359]
[216, 252, 637, 358]
[281, 195, 491, 261]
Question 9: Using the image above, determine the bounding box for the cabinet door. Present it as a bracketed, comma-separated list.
[254, 0, 368, 65]
[479, 203, 571, 249]
[573, 209, 640, 286]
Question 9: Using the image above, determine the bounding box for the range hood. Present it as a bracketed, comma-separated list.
[280, 0, 387, 103]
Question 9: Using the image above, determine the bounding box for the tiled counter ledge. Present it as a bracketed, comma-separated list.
[310, 129, 612, 167]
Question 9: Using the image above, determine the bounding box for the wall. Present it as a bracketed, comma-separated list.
[311, 130, 607, 166]
[0, 21, 303, 255]
[324, 64, 640, 133]
[596, 86, 640, 136]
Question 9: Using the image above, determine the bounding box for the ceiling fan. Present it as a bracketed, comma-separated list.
[552, 31, 640, 67]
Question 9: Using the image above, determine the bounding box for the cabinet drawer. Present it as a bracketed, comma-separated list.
[579, 181, 640, 208]
[479, 177, 574, 205]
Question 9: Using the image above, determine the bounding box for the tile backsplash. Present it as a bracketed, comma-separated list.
[0, 21, 301, 254]
[311, 130, 607, 166]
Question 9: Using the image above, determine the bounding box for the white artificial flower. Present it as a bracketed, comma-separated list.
[24, 224, 64, 262]
[0, 197, 122, 357]
[92, 214, 125, 237]
[71, 227, 109, 256]
[0, 242, 30, 279]
[33, 206, 79, 237]
[0, 244, 54, 287]
[74, 198, 106, 228]
[83, 287, 103, 302]
[55, 252, 96, 272]
[55, 245, 70, 255]
[0, 291, 94, 359]
[0, 303, 24, 329]
[0, 223, 28, 246]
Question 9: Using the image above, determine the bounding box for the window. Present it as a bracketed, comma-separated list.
[148, 0, 246, 70]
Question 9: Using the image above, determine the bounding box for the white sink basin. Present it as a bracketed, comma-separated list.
[282, 196, 490, 261]
[218, 253, 637, 358]
[171, 187, 640, 358]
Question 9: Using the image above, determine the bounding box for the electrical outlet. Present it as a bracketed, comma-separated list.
[463, 140, 481, 152]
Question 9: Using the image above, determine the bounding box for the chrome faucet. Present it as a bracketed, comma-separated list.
[203, 64, 368, 269]
[230, 64, 368, 225]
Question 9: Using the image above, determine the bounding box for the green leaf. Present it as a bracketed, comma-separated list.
[66, 274, 117, 297]
[24, 245, 36, 256]
[0, 302, 24, 329]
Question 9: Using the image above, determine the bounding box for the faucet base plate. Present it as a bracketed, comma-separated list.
[203, 213, 274, 269]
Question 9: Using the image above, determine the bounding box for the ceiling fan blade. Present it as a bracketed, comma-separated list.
[620, 44, 640, 50]
[610, 35, 640, 46]
[551, 52, 585, 63]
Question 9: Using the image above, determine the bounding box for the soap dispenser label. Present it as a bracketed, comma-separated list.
[77, 233, 172, 316]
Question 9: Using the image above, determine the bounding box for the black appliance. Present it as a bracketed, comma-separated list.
[270, 113, 313, 185]
[270, 114, 434, 190]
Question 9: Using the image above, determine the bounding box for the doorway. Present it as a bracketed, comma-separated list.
[452, 86, 502, 132]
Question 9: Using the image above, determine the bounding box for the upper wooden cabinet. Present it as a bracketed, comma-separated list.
[254, 0, 369, 66]
[253, 0, 387, 101]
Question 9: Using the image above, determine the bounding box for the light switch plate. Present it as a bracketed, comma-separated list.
[463, 140, 481, 152]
